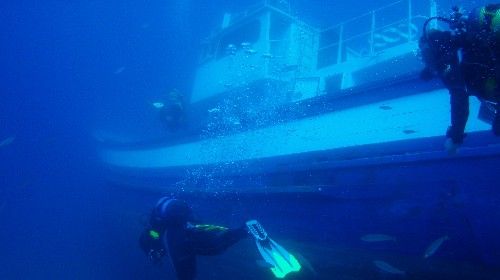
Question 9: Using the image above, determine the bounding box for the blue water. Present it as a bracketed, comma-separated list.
[1, 0, 500, 279]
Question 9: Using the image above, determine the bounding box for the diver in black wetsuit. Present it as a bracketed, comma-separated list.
[419, 5, 500, 154]
[139, 197, 249, 280]
[154, 89, 186, 132]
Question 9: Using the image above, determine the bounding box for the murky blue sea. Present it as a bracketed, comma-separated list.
[1, 0, 499, 279]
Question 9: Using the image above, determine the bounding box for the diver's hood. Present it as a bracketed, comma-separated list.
[150, 198, 193, 229]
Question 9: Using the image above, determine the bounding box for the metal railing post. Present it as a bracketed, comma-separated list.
[430, 0, 437, 29]
[408, 0, 412, 42]
[370, 11, 376, 55]
[337, 24, 344, 64]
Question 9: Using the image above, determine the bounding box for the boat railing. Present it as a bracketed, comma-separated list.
[318, 0, 435, 69]
[228, 0, 292, 25]
[264, 0, 292, 13]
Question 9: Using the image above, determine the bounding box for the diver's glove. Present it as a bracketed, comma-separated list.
[148, 248, 166, 264]
[445, 126, 466, 155]
[444, 138, 461, 155]
[446, 126, 466, 144]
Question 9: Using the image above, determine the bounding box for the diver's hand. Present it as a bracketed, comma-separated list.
[445, 138, 461, 155]
[148, 249, 165, 265]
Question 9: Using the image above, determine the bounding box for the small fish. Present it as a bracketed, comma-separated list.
[226, 45, 237, 55]
[207, 107, 220, 113]
[379, 105, 392, 110]
[241, 42, 251, 48]
[0, 136, 15, 147]
[245, 49, 257, 55]
[361, 234, 396, 242]
[114, 66, 125, 74]
[424, 235, 449, 258]
[152, 102, 164, 109]
[403, 129, 416, 135]
[373, 260, 405, 275]
[261, 53, 273, 59]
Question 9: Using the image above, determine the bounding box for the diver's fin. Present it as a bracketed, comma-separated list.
[246, 220, 301, 278]
[256, 259, 274, 268]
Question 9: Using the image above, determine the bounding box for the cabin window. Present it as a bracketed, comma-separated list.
[325, 74, 343, 93]
[270, 15, 289, 40]
[319, 28, 339, 48]
[318, 46, 346, 69]
[269, 15, 290, 57]
[216, 20, 261, 59]
[318, 29, 341, 68]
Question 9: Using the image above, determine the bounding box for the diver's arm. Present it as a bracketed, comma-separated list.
[447, 88, 469, 144]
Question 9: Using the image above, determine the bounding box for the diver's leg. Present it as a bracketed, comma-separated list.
[165, 229, 198, 280]
[192, 226, 249, 255]
[215, 227, 249, 251]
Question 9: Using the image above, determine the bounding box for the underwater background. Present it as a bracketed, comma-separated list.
[1, 0, 500, 279]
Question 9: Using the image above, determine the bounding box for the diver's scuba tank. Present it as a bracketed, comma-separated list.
[449, 6, 468, 36]
[422, 5, 500, 41]
[419, 6, 469, 80]
[422, 6, 467, 41]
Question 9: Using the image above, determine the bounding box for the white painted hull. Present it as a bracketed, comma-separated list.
[101, 89, 496, 174]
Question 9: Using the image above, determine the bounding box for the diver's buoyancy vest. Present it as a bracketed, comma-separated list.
[461, 5, 500, 97]
[466, 5, 500, 43]
[477, 5, 500, 32]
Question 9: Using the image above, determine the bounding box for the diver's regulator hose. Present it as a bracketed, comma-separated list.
[422, 16, 454, 40]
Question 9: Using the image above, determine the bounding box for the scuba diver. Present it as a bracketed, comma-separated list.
[139, 197, 301, 280]
[152, 89, 186, 132]
[419, 4, 500, 154]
